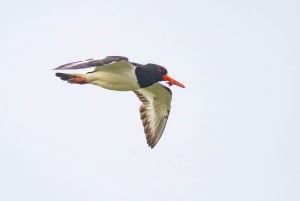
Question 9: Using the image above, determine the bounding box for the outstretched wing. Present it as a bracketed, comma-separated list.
[134, 83, 172, 148]
[54, 56, 129, 70]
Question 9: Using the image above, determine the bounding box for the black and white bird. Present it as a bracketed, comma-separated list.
[54, 56, 185, 148]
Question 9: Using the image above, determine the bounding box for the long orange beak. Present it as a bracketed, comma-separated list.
[163, 74, 185, 88]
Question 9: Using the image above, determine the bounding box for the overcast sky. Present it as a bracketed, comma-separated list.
[1, 0, 299, 201]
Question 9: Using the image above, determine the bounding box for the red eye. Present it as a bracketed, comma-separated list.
[157, 68, 163, 73]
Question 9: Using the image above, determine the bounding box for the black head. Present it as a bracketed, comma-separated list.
[146, 64, 168, 81]
[135, 63, 185, 88]
[135, 64, 168, 88]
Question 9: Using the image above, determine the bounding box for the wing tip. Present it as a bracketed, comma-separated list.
[147, 142, 156, 149]
[146, 133, 160, 149]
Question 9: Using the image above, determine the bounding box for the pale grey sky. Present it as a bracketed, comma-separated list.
[1, 0, 299, 201]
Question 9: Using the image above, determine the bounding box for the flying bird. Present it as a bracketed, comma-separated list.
[54, 56, 185, 148]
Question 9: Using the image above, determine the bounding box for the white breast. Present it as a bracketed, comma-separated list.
[86, 60, 140, 91]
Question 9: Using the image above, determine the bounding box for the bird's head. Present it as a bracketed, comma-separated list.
[149, 64, 185, 88]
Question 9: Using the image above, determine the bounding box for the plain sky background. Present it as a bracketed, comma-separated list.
[1, 0, 299, 200]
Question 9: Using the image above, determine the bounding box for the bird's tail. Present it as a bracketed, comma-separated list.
[55, 73, 88, 84]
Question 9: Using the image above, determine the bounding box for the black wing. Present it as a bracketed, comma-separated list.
[54, 56, 129, 70]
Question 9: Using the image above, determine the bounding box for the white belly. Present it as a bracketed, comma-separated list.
[86, 69, 140, 91]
